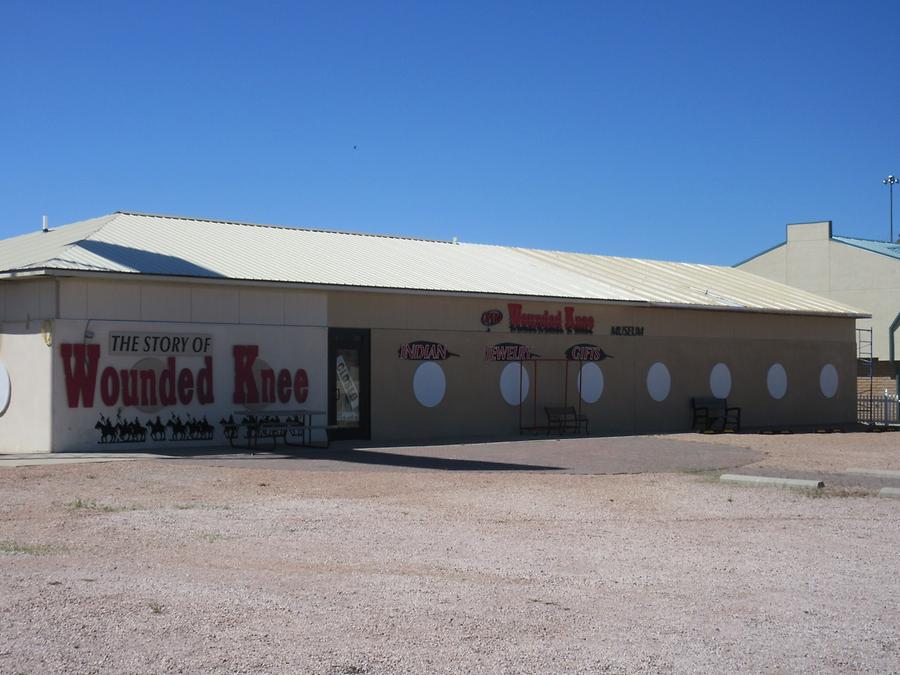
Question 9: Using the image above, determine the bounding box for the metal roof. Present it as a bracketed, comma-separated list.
[833, 235, 900, 261]
[0, 211, 868, 317]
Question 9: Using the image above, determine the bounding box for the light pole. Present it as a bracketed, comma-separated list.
[884, 175, 898, 243]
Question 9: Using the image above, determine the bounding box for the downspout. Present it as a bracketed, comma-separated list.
[890, 312, 900, 400]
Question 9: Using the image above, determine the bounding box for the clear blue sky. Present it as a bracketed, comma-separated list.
[2, 1, 899, 265]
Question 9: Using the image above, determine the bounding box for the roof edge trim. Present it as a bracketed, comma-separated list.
[733, 241, 786, 267]
[5, 267, 869, 319]
[832, 237, 900, 262]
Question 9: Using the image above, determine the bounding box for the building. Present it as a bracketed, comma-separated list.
[0, 212, 867, 453]
[736, 221, 900, 394]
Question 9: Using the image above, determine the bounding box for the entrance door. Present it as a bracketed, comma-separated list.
[328, 328, 371, 440]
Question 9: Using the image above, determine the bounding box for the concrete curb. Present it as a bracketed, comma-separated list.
[846, 468, 900, 479]
[0, 454, 163, 468]
[720, 474, 824, 489]
[879, 487, 900, 499]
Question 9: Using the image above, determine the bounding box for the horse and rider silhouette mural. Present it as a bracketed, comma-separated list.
[94, 410, 215, 444]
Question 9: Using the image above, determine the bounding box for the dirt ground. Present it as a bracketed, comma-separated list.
[1, 432, 898, 674]
[668, 430, 900, 473]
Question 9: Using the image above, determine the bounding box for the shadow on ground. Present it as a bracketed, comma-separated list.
[26, 433, 774, 475]
[152, 435, 763, 475]
[182, 445, 563, 472]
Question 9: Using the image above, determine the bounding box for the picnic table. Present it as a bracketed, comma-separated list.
[220, 409, 329, 450]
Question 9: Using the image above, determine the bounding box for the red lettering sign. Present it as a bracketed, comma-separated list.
[398, 341, 458, 360]
[508, 303, 594, 334]
[60, 343, 214, 409]
[277, 369, 292, 404]
[481, 309, 503, 327]
[294, 369, 309, 403]
[232, 344, 309, 405]
[484, 343, 535, 361]
[177, 368, 194, 405]
[61, 343, 100, 407]
[232, 345, 259, 404]
[565, 344, 612, 361]
[61, 342, 306, 410]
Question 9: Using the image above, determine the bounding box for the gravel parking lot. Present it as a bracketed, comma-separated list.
[1, 432, 898, 673]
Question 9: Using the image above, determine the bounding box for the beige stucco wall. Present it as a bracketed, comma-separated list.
[58, 278, 327, 326]
[0, 275, 859, 451]
[0, 280, 56, 452]
[738, 222, 900, 360]
[48, 319, 327, 452]
[0, 278, 57, 322]
[46, 278, 329, 452]
[827, 245, 900, 360]
[330, 292, 857, 441]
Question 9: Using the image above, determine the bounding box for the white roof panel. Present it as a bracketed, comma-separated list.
[0, 211, 867, 317]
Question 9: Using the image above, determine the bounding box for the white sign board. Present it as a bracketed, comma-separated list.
[109, 332, 213, 356]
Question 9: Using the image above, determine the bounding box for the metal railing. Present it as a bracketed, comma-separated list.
[858, 392, 900, 425]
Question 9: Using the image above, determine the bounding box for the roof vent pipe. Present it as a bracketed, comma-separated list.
[42, 215, 48, 233]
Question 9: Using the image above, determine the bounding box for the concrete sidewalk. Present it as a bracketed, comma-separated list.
[1, 435, 763, 474]
[0, 452, 170, 467]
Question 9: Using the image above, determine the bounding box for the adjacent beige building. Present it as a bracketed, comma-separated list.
[737, 221, 900, 392]
[0, 212, 869, 452]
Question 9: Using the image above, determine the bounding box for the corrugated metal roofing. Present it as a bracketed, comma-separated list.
[834, 235, 900, 261]
[0, 211, 867, 317]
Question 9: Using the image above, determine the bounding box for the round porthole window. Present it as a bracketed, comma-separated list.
[646, 362, 671, 402]
[413, 362, 446, 408]
[767, 363, 787, 400]
[499, 362, 529, 406]
[0, 362, 10, 416]
[578, 363, 604, 404]
[819, 363, 838, 399]
[709, 363, 732, 399]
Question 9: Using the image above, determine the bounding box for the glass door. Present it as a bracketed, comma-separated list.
[328, 328, 371, 440]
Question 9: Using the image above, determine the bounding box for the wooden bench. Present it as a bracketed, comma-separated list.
[545, 406, 589, 435]
[691, 397, 741, 433]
